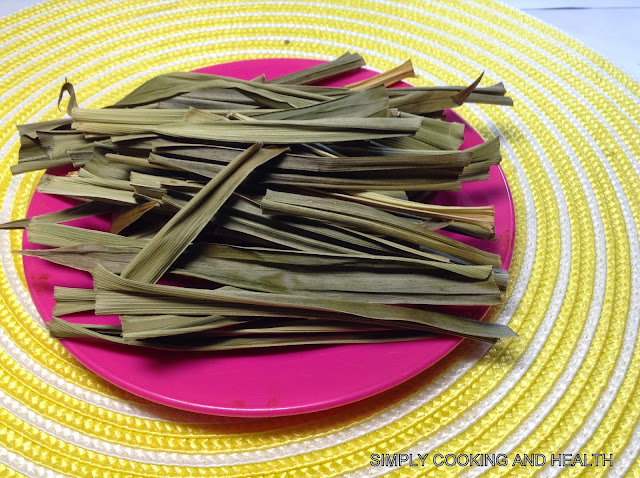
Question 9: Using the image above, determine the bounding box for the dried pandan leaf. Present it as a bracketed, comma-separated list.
[10, 53, 517, 351]
[345, 60, 416, 90]
[267, 52, 366, 85]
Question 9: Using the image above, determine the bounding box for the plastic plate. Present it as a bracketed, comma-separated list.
[23, 59, 515, 417]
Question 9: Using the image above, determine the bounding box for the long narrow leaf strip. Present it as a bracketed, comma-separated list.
[71, 107, 189, 125]
[305, 189, 495, 234]
[389, 82, 507, 95]
[253, 87, 389, 120]
[217, 207, 393, 255]
[37, 175, 138, 205]
[72, 117, 423, 143]
[345, 60, 416, 90]
[93, 265, 516, 341]
[113, 74, 333, 108]
[46, 317, 431, 351]
[267, 52, 365, 85]
[18, 244, 142, 275]
[217, 194, 423, 256]
[120, 314, 251, 338]
[26, 222, 148, 248]
[150, 146, 473, 173]
[261, 189, 502, 267]
[385, 73, 484, 115]
[19, 243, 502, 305]
[120, 144, 287, 283]
[261, 171, 462, 191]
[0, 201, 115, 230]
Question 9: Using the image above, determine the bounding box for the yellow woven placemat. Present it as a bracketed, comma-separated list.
[1, 0, 639, 476]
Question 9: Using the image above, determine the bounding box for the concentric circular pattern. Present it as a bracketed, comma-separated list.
[0, 0, 639, 476]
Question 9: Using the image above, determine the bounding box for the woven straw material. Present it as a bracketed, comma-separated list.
[1, 0, 639, 476]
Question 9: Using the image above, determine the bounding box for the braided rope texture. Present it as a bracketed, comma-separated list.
[0, 0, 639, 476]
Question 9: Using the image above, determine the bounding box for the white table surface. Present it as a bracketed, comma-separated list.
[1, 0, 639, 82]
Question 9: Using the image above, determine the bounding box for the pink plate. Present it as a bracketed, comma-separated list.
[22, 59, 515, 417]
